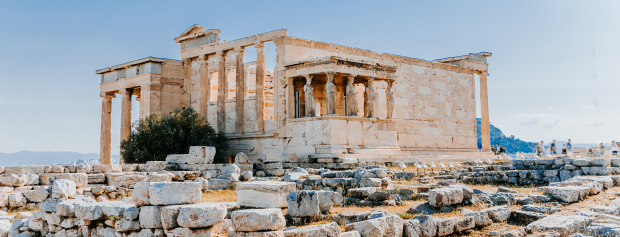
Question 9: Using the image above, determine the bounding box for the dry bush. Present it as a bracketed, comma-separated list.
[201, 189, 237, 203]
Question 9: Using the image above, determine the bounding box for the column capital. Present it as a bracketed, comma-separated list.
[234, 46, 245, 53]
[476, 71, 489, 77]
[100, 92, 116, 99]
[119, 88, 133, 95]
[254, 42, 264, 48]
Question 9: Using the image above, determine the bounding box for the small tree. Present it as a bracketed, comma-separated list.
[120, 107, 228, 164]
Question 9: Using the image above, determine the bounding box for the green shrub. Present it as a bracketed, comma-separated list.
[120, 107, 228, 164]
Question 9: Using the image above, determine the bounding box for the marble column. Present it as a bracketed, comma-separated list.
[478, 72, 491, 152]
[119, 89, 132, 164]
[364, 77, 376, 118]
[100, 93, 115, 165]
[345, 74, 358, 116]
[235, 47, 245, 134]
[198, 55, 210, 119]
[386, 80, 394, 119]
[216, 51, 226, 132]
[325, 72, 336, 115]
[303, 75, 315, 117]
[255, 42, 265, 133]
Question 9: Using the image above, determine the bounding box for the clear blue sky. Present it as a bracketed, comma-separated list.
[0, 1, 618, 155]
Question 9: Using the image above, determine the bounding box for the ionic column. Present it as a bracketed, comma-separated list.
[216, 51, 226, 132]
[386, 79, 394, 119]
[255, 43, 265, 133]
[364, 77, 376, 118]
[198, 55, 210, 119]
[303, 75, 315, 117]
[235, 47, 245, 134]
[325, 72, 336, 115]
[119, 89, 132, 164]
[100, 92, 115, 165]
[478, 72, 491, 152]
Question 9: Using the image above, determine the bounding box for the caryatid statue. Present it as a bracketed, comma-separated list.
[325, 72, 336, 115]
[386, 79, 394, 119]
[364, 77, 376, 118]
[303, 75, 315, 117]
[345, 74, 358, 116]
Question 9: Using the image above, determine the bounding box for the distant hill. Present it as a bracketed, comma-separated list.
[0, 151, 119, 166]
[476, 118, 536, 154]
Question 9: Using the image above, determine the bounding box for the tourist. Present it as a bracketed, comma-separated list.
[562, 145, 567, 155]
[477, 143, 482, 151]
[600, 143, 605, 157]
[535, 144, 541, 158]
[567, 139, 573, 157]
[491, 145, 496, 155]
[612, 140, 618, 157]
[540, 141, 545, 158]
[550, 139, 557, 158]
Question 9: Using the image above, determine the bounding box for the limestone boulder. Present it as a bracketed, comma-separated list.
[148, 182, 201, 206]
[544, 186, 583, 203]
[237, 181, 296, 208]
[177, 203, 227, 228]
[591, 158, 611, 167]
[40, 173, 88, 188]
[413, 215, 436, 237]
[228, 230, 284, 237]
[428, 187, 463, 207]
[57, 197, 96, 217]
[235, 152, 250, 164]
[483, 205, 511, 222]
[585, 223, 620, 237]
[8, 193, 26, 208]
[465, 211, 493, 227]
[145, 161, 166, 172]
[287, 191, 320, 218]
[435, 218, 455, 236]
[75, 202, 104, 220]
[22, 189, 49, 203]
[231, 208, 286, 232]
[283, 222, 340, 237]
[139, 206, 163, 229]
[52, 179, 76, 199]
[347, 187, 377, 199]
[403, 219, 422, 237]
[344, 215, 403, 237]
[93, 165, 122, 173]
[208, 179, 234, 190]
[189, 146, 216, 163]
[317, 191, 343, 213]
[528, 215, 595, 236]
[240, 171, 253, 182]
[0, 174, 29, 187]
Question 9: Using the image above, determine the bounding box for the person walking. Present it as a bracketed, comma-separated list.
[540, 141, 546, 158]
[599, 143, 605, 157]
[535, 143, 541, 158]
[567, 139, 573, 157]
[550, 139, 557, 158]
[612, 140, 618, 157]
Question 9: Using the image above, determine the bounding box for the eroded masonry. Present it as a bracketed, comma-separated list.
[97, 25, 494, 165]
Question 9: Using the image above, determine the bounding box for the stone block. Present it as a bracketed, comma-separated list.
[7, 193, 26, 208]
[114, 175, 148, 188]
[347, 187, 377, 199]
[236, 181, 296, 208]
[231, 208, 286, 232]
[573, 159, 590, 166]
[139, 206, 162, 229]
[22, 189, 49, 203]
[88, 174, 105, 184]
[52, 179, 76, 199]
[208, 179, 234, 190]
[528, 215, 595, 236]
[435, 218, 455, 236]
[57, 198, 96, 217]
[92, 165, 122, 173]
[482, 205, 511, 222]
[413, 215, 436, 237]
[148, 182, 201, 206]
[283, 222, 340, 237]
[40, 173, 88, 188]
[510, 210, 546, 223]
[145, 161, 166, 172]
[221, 164, 241, 174]
[591, 159, 611, 167]
[585, 223, 620, 237]
[287, 191, 320, 218]
[316, 191, 343, 213]
[428, 187, 463, 207]
[0, 174, 31, 187]
[228, 230, 283, 237]
[403, 219, 421, 237]
[177, 203, 227, 228]
[235, 152, 250, 164]
[465, 211, 492, 227]
[344, 215, 403, 237]
[544, 186, 585, 203]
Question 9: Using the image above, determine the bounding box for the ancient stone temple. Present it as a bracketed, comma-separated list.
[96, 25, 493, 164]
